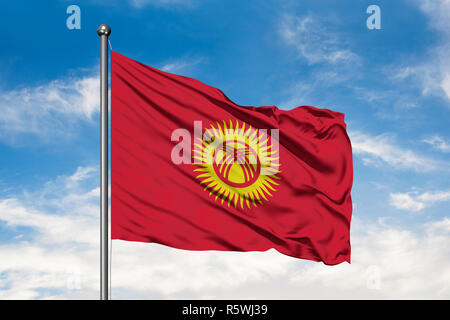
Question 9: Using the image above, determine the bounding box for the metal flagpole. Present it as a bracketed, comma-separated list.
[97, 24, 111, 301]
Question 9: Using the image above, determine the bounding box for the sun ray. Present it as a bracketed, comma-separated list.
[240, 121, 246, 136]
[233, 192, 239, 207]
[262, 179, 277, 191]
[215, 187, 225, 200]
[209, 184, 221, 196]
[204, 181, 217, 190]
[259, 183, 272, 197]
[245, 195, 250, 208]
[215, 122, 223, 136]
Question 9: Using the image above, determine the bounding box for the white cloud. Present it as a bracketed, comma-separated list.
[441, 73, 450, 100]
[279, 70, 353, 109]
[160, 57, 205, 74]
[0, 198, 98, 245]
[0, 166, 99, 245]
[67, 166, 97, 183]
[419, 191, 450, 203]
[388, 0, 450, 103]
[389, 193, 426, 212]
[349, 131, 442, 172]
[390, 190, 450, 211]
[287, 222, 449, 298]
[423, 135, 450, 153]
[426, 217, 450, 234]
[280, 15, 359, 65]
[0, 166, 450, 299]
[417, 0, 450, 34]
[0, 74, 99, 143]
[387, 61, 449, 102]
[0, 166, 100, 299]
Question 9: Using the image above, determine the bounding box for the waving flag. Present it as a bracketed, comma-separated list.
[111, 51, 353, 265]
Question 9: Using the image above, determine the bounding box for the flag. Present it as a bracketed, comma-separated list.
[111, 51, 353, 265]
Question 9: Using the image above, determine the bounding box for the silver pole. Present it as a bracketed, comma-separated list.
[97, 24, 111, 301]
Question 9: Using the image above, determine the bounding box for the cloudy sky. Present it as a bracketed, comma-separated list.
[0, 0, 449, 299]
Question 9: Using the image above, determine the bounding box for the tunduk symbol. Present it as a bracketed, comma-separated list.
[212, 141, 262, 188]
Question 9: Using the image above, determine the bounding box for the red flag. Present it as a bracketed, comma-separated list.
[111, 51, 353, 265]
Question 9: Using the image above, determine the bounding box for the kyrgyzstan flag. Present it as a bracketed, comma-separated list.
[111, 51, 353, 265]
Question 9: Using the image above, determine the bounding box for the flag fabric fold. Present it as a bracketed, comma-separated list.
[111, 50, 353, 265]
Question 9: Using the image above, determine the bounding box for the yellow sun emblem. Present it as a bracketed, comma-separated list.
[193, 120, 281, 209]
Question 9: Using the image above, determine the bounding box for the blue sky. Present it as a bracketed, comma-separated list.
[0, 0, 449, 299]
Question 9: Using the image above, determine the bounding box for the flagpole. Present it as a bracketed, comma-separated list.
[97, 24, 111, 301]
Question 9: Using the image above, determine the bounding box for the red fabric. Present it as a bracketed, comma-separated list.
[111, 51, 353, 265]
